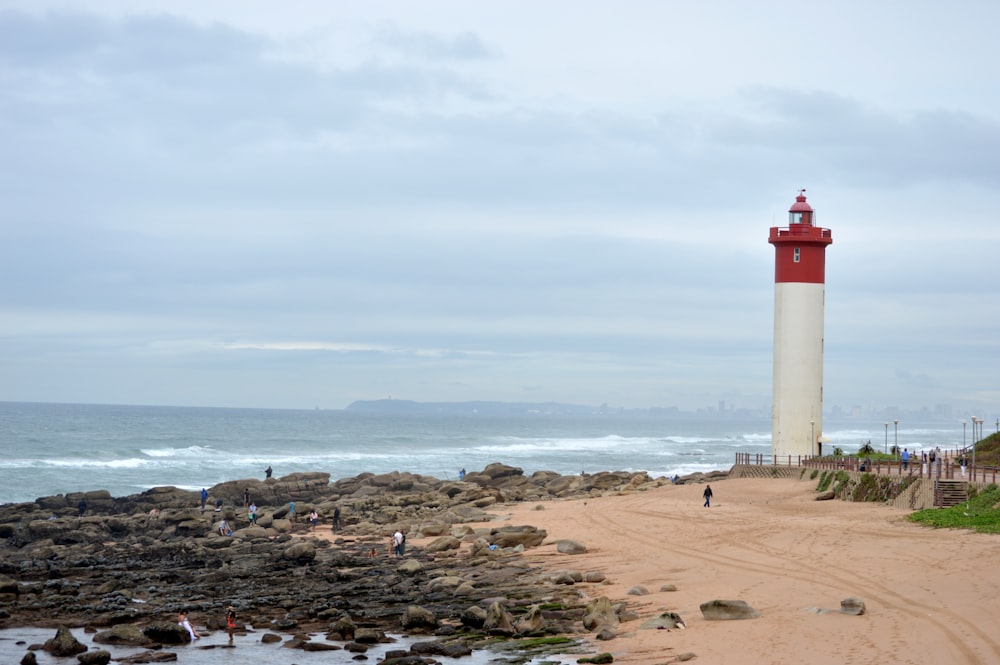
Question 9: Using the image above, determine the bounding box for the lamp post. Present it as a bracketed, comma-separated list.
[963, 420, 967, 449]
[893, 419, 899, 456]
[971, 417, 979, 472]
[884, 422, 888, 454]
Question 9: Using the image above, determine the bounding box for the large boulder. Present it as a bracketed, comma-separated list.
[43, 625, 87, 656]
[92, 624, 153, 647]
[514, 604, 547, 635]
[423, 535, 461, 553]
[401, 605, 438, 631]
[78, 650, 112, 665]
[480, 463, 524, 480]
[0, 574, 20, 599]
[483, 601, 516, 636]
[583, 596, 619, 631]
[490, 525, 546, 548]
[328, 616, 356, 641]
[142, 621, 190, 644]
[282, 541, 316, 562]
[699, 599, 760, 620]
[841, 597, 866, 615]
[556, 539, 587, 554]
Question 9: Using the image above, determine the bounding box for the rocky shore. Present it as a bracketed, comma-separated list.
[0, 464, 726, 664]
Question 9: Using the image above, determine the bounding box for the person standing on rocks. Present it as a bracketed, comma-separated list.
[77, 496, 87, 517]
[332, 506, 341, 533]
[309, 510, 318, 531]
[225, 606, 237, 643]
[264, 465, 272, 479]
[200, 488, 208, 512]
[288, 500, 296, 522]
[243, 488, 250, 510]
[178, 609, 200, 641]
[703, 485, 713, 508]
[248, 502, 258, 525]
[393, 530, 404, 556]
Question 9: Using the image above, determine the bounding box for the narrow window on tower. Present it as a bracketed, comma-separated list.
[793, 247, 801, 263]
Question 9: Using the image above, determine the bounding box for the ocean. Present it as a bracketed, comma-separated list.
[0, 401, 966, 506]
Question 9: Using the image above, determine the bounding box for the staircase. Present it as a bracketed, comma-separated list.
[935, 479, 969, 507]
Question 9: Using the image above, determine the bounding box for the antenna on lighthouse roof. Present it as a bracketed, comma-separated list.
[799, 188, 806, 196]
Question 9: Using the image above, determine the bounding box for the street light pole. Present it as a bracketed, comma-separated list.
[972, 417, 979, 472]
[884, 422, 888, 454]
[893, 419, 899, 456]
[963, 420, 967, 449]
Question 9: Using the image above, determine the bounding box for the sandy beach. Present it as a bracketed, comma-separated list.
[453, 476, 1000, 665]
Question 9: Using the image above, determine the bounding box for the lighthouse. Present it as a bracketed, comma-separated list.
[768, 190, 833, 459]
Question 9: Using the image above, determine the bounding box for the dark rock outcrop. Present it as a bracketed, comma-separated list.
[0, 464, 692, 661]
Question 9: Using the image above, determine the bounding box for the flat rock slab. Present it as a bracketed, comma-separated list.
[700, 599, 760, 620]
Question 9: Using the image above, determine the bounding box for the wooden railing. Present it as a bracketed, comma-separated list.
[733, 451, 999, 484]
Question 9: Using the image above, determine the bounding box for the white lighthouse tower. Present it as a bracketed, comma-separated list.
[769, 190, 833, 459]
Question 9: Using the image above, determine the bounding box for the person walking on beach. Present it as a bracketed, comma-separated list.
[332, 506, 341, 533]
[703, 485, 713, 508]
[178, 609, 200, 641]
[901, 448, 910, 472]
[200, 488, 208, 512]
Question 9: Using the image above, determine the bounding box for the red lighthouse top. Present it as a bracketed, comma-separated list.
[768, 189, 832, 284]
[788, 189, 814, 224]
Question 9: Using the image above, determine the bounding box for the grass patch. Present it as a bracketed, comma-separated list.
[908, 484, 1000, 533]
[816, 470, 848, 493]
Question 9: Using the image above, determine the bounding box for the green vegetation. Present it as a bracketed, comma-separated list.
[909, 484, 1000, 533]
[816, 470, 849, 493]
[848, 473, 917, 502]
[966, 431, 1000, 467]
[809, 469, 819, 480]
[814, 470, 916, 503]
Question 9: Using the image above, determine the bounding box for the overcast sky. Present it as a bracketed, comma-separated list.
[1, 1, 997, 418]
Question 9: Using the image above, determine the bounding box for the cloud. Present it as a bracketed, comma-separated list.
[0, 5, 997, 414]
[372, 21, 494, 61]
